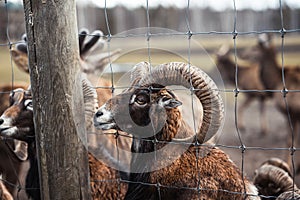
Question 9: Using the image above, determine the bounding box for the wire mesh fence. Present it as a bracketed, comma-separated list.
[1, 0, 300, 199]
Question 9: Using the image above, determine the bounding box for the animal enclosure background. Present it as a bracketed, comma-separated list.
[1, 0, 300, 199]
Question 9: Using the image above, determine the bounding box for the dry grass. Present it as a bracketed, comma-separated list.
[1, 35, 299, 85]
[0, 46, 29, 85]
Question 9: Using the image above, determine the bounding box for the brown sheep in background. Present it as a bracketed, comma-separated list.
[10, 29, 132, 163]
[239, 34, 282, 93]
[94, 62, 260, 199]
[274, 67, 300, 173]
[253, 157, 300, 200]
[0, 29, 128, 199]
[0, 138, 28, 199]
[0, 84, 29, 115]
[0, 84, 128, 200]
[242, 34, 300, 173]
[0, 73, 30, 199]
[0, 176, 13, 200]
[10, 30, 119, 107]
[215, 45, 268, 135]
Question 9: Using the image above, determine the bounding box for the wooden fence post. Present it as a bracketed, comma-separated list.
[23, 0, 91, 199]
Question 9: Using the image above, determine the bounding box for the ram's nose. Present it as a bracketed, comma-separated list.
[95, 110, 103, 118]
[0, 118, 4, 125]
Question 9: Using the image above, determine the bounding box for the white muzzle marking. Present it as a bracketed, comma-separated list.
[0, 116, 17, 137]
[94, 104, 115, 130]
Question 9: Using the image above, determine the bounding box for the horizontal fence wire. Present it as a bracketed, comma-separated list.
[1, 0, 300, 199]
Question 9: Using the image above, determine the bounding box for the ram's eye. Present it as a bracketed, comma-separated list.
[162, 96, 171, 102]
[135, 94, 148, 105]
[24, 99, 33, 111]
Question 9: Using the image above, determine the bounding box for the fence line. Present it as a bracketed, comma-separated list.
[1, 0, 300, 199]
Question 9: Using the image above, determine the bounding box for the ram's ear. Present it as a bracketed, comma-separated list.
[16, 43, 28, 54]
[163, 98, 182, 109]
[11, 49, 19, 58]
[13, 140, 28, 161]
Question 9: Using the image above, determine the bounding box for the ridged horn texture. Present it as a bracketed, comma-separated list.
[130, 62, 151, 85]
[253, 164, 296, 197]
[122, 61, 151, 93]
[260, 157, 292, 177]
[276, 191, 300, 200]
[134, 62, 224, 143]
[82, 78, 98, 129]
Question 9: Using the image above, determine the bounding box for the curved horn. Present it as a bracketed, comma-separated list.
[253, 164, 296, 197]
[136, 62, 224, 144]
[80, 30, 103, 59]
[119, 61, 152, 93]
[124, 61, 151, 92]
[216, 45, 231, 57]
[260, 158, 292, 177]
[277, 191, 300, 200]
[82, 78, 98, 130]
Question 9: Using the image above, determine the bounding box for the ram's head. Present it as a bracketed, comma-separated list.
[94, 62, 224, 144]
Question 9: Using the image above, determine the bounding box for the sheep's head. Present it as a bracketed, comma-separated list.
[0, 89, 34, 143]
[237, 33, 275, 63]
[11, 44, 29, 74]
[258, 33, 273, 48]
[11, 29, 121, 76]
[94, 62, 224, 144]
[94, 84, 183, 140]
[0, 79, 97, 143]
[215, 45, 231, 60]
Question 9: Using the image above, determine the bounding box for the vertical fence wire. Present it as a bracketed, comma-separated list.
[231, 0, 248, 198]
[184, 0, 202, 198]
[3, 0, 16, 92]
[102, 0, 124, 199]
[104, 0, 115, 95]
[1, 0, 300, 199]
[5, 1, 16, 90]
[278, 0, 297, 197]
[0, 1, 28, 199]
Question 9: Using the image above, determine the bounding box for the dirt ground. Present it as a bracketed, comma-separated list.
[216, 90, 300, 185]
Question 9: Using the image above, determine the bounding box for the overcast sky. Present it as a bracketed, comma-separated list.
[86, 0, 300, 11]
[7, 0, 300, 11]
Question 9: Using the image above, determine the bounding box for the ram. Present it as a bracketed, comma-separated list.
[253, 158, 299, 200]
[0, 85, 128, 200]
[94, 62, 259, 199]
